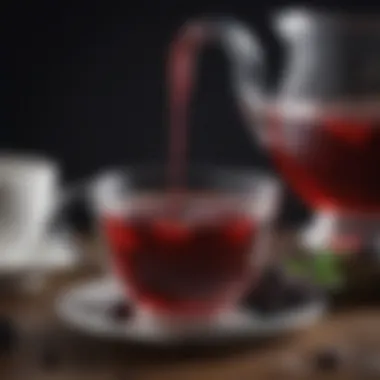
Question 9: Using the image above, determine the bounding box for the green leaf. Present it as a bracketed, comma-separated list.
[284, 250, 345, 289]
[312, 251, 345, 288]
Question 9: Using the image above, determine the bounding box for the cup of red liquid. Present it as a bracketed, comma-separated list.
[91, 165, 281, 321]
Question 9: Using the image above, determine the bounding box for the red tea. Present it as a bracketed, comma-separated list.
[264, 104, 380, 215]
[103, 193, 257, 315]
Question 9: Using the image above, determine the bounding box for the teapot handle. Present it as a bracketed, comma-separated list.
[168, 17, 266, 142]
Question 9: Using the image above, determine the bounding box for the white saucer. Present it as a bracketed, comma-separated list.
[0, 231, 79, 275]
[56, 277, 327, 345]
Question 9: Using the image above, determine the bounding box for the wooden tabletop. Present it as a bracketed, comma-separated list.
[1, 236, 380, 380]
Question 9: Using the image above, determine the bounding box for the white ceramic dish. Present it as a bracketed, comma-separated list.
[56, 277, 326, 345]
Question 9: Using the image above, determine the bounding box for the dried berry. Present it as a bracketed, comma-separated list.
[314, 348, 342, 371]
[41, 343, 60, 369]
[242, 265, 323, 316]
[110, 301, 133, 321]
[285, 279, 321, 308]
[242, 266, 294, 314]
[0, 316, 17, 354]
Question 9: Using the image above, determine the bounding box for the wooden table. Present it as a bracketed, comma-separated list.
[1, 236, 380, 380]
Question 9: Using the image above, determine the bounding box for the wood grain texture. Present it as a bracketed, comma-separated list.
[0, 235, 380, 380]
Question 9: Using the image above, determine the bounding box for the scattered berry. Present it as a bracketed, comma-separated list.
[313, 347, 342, 371]
[110, 301, 133, 321]
[0, 316, 17, 354]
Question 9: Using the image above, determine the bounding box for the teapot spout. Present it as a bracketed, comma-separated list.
[171, 17, 267, 110]
[273, 8, 316, 41]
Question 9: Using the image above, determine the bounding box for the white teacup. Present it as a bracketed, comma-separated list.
[0, 154, 61, 261]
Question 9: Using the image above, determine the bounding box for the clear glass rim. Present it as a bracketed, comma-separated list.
[274, 6, 380, 33]
[90, 163, 282, 220]
[264, 99, 380, 120]
[92, 163, 280, 190]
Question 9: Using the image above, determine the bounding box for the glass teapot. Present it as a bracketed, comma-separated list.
[170, 8, 380, 251]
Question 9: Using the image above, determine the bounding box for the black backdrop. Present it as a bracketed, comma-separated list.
[6, 1, 280, 176]
[5, 1, 374, 226]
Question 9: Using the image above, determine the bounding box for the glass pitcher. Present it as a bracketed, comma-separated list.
[170, 8, 380, 252]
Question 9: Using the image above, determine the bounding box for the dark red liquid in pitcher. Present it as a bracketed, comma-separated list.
[104, 194, 256, 314]
[266, 104, 380, 215]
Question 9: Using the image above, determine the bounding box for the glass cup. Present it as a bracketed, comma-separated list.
[91, 165, 281, 319]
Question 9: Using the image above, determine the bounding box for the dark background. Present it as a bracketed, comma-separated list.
[5, 1, 374, 225]
[6, 1, 282, 177]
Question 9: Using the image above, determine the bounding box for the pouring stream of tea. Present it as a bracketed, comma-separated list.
[167, 24, 206, 192]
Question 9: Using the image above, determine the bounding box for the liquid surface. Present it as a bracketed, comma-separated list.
[104, 193, 257, 315]
[260, 103, 380, 215]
